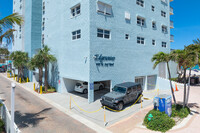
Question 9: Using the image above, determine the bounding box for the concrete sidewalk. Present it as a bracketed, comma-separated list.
[108, 85, 200, 133]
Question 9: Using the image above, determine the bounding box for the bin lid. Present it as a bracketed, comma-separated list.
[157, 94, 171, 99]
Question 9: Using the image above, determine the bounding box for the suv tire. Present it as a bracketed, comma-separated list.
[117, 102, 124, 111]
[83, 89, 88, 94]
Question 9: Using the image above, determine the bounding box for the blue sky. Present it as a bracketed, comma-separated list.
[0, 0, 200, 50]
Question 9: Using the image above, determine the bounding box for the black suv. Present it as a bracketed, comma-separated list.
[100, 82, 143, 110]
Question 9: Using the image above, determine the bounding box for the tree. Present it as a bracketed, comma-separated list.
[152, 52, 177, 105]
[28, 50, 44, 86]
[171, 49, 196, 107]
[41, 46, 56, 91]
[10, 51, 29, 81]
[0, 13, 23, 45]
[184, 44, 200, 105]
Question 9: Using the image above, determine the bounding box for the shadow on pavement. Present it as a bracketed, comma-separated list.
[14, 108, 52, 128]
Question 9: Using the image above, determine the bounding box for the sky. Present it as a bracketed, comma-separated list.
[0, 0, 200, 50]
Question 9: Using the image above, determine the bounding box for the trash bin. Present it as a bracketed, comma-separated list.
[153, 94, 172, 117]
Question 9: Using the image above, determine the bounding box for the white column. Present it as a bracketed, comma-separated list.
[144, 76, 148, 91]
[88, 82, 94, 103]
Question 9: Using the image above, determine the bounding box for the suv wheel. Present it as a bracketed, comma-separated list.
[83, 89, 88, 94]
[99, 85, 103, 90]
[117, 102, 124, 111]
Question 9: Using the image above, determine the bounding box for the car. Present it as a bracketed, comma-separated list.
[0, 68, 6, 73]
[74, 81, 104, 94]
[100, 82, 143, 110]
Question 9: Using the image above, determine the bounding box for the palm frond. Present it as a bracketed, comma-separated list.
[0, 13, 23, 29]
[0, 29, 16, 44]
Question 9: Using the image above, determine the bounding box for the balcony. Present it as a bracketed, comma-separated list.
[170, 35, 174, 42]
[170, 21, 174, 29]
[170, 7, 174, 15]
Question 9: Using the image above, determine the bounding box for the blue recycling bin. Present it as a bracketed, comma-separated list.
[153, 94, 172, 117]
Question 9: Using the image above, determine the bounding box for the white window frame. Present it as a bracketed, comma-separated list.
[136, 0, 144, 7]
[97, 28, 111, 39]
[152, 21, 156, 29]
[97, 2, 112, 16]
[71, 4, 81, 17]
[72, 29, 81, 40]
[162, 25, 168, 34]
[162, 42, 167, 48]
[152, 39, 156, 46]
[125, 34, 130, 40]
[137, 17, 145, 27]
[161, 11, 166, 17]
[137, 36, 145, 45]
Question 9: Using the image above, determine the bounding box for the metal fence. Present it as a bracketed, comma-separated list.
[0, 100, 21, 133]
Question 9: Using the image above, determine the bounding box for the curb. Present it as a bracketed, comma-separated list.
[0, 74, 111, 133]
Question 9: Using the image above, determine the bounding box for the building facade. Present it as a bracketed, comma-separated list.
[13, 0, 174, 103]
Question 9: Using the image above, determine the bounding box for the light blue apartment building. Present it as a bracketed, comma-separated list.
[13, 0, 175, 103]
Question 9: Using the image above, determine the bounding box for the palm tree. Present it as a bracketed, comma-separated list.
[28, 50, 44, 86]
[10, 51, 29, 81]
[152, 52, 177, 105]
[193, 38, 200, 45]
[41, 46, 56, 92]
[184, 44, 200, 105]
[171, 49, 196, 107]
[0, 13, 23, 45]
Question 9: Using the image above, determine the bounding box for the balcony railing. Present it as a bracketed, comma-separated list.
[170, 21, 174, 28]
[170, 35, 174, 42]
[170, 7, 174, 15]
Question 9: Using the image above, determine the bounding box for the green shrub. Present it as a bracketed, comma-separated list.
[171, 77, 178, 82]
[171, 104, 190, 118]
[143, 109, 175, 132]
[0, 119, 5, 132]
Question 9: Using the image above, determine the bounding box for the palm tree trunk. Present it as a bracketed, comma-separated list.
[183, 68, 187, 108]
[186, 67, 191, 106]
[39, 67, 43, 86]
[44, 63, 48, 92]
[167, 62, 176, 105]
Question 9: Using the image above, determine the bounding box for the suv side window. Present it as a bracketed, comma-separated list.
[127, 88, 132, 94]
[132, 86, 137, 92]
[137, 85, 142, 90]
[83, 82, 88, 85]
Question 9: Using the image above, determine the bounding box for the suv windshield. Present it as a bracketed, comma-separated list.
[113, 86, 126, 93]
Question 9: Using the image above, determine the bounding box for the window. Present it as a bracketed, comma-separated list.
[43, 2, 45, 14]
[161, 11, 166, 17]
[137, 37, 145, 44]
[137, 17, 145, 26]
[136, 0, 144, 7]
[125, 34, 129, 40]
[97, 2, 112, 15]
[20, 4, 22, 10]
[152, 22, 156, 29]
[71, 4, 81, 17]
[42, 34, 44, 44]
[152, 40, 156, 45]
[72, 30, 81, 40]
[42, 18, 45, 31]
[19, 26, 21, 32]
[97, 28, 110, 39]
[152, 6, 155, 11]
[162, 42, 167, 48]
[162, 25, 168, 33]
[19, 34, 21, 39]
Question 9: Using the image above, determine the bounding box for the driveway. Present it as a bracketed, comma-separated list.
[0, 74, 95, 133]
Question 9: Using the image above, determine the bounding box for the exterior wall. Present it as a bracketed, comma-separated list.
[169, 61, 178, 78]
[13, 0, 25, 52]
[44, 0, 90, 92]
[89, 0, 171, 87]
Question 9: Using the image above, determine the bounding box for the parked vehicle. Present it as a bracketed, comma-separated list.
[74, 81, 104, 94]
[100, 82, 143, 110]
[0, 68, 6, 73]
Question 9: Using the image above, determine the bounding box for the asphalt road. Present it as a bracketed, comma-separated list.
[0, 74, 95, 133]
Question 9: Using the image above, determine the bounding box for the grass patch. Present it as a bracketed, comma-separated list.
[143, 104, 190, 132]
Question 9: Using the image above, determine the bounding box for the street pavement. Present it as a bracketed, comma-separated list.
[0, 74, 95, 133]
